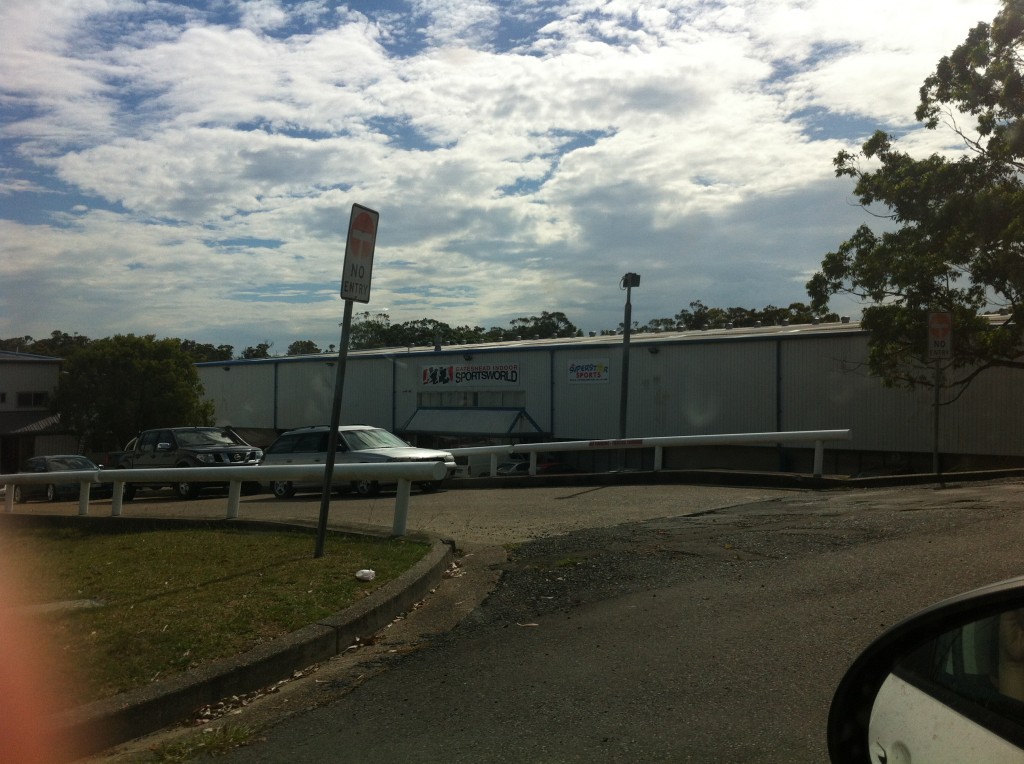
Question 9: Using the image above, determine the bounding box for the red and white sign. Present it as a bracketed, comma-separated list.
[341, 204, 379, 303]
[928, 312, 952, 359]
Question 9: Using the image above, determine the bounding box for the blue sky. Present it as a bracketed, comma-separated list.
[0, 0, 1001, 352]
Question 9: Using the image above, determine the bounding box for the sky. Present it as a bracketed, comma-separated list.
[0, 0, 1003, 353]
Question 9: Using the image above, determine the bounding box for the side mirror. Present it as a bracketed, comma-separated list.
[829, 575, 1024, 763]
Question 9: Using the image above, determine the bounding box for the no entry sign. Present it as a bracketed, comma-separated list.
[928, 312, 952, 359]
[340, 204, 379, 303]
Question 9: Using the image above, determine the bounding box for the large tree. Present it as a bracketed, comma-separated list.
[53, 334, 214, 451]
[807, 0, 1024, 395]
[286, 339, 321, 355]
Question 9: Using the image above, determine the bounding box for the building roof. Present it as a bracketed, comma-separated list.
[0, 350, 61, 362]
[196, 313, 1013, 368]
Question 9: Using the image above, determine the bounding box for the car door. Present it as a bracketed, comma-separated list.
[21, 457, 45, 500]
[869, 615, 1024, 762]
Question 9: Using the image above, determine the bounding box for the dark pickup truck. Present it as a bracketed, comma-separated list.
[117, 427, 263, 500]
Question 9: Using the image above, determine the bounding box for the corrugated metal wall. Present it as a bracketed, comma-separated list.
[201, 362, 277, 429]
[197, 327, 1024, 458]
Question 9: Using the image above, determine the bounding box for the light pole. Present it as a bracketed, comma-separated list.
[619, 272, 640, 440]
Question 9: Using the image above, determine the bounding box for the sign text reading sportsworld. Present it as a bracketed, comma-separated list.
[422, 364, 520, 385]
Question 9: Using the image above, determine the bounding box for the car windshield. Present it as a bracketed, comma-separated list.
[174, 429, 240, 447]
[340, 428, 407, 451]
[48, 456, 96, 470]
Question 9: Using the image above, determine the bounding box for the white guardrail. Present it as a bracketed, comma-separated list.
[1, 462, 448, 536]
[1, 430, 851, 533]
[449, 429, 853, 478]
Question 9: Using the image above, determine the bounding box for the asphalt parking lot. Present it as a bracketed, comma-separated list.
[64, 476, 1024, 763]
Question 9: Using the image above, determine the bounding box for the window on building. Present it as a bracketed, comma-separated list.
[16, 391, 49, 408]
[417, 390, 525, 408]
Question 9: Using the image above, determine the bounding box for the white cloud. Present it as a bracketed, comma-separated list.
[0, 0, 1006, 349]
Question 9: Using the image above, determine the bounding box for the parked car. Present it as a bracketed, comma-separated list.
[117, 427, 263, 500]
[828, 575, 1024, 763]
[12, 455, 108, 503]
[495, 459, 576, 476]
[261, 425, 456, 499]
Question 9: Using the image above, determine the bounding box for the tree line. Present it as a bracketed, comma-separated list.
[0, 303, 834, 363]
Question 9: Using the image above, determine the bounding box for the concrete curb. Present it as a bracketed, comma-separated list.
[23, 519, 455, 756]
[448, 467, 1024, 491]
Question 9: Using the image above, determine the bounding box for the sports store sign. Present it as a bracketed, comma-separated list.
[422, 363, 520, 386]
[568, 359, 610, 383]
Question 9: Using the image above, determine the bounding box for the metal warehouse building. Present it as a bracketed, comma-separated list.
[197, 319, 1024, 477]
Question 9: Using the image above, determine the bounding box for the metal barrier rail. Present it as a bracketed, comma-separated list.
[450, 429, 853, 478]
[1, 462, 448, 536]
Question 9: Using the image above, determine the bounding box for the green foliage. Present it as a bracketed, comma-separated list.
[807, 0, 1024, 395]
[178, 339, 234, 363]
[639, 301, 835, 332]
[240, 341, 273, 359]
[0, 330, 91, 357]
[53, 334, 214, 451]
[346, 311, 578, 349]
[286, 339, 322, 355]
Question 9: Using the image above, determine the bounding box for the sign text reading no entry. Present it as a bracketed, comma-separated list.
[928, 311, 952, 360]
[340, 204, 379, 303]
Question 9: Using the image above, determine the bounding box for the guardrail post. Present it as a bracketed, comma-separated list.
[813, 440, 824, 478]
[78, 481, 91, 516]
[226, 480, 242, 520]
[529, 452, 537, 476]
[489, 453, 498, 477]
[111, 483, 124, 517]
[393, 479, 411, 536]
[4, 484, 13, 513]
[654, 446, 663, 472]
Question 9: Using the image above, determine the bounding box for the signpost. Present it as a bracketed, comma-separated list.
[927, 312, 952, 483]
[315, 204, 379, 558]
[928, 312, 952, 360]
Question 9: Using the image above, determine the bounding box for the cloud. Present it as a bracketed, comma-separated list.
[0, 0, 1005, 350]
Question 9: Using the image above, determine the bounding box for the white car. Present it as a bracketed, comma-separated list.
[261, 424, 456, 499]
[829, 576, 1024, 763]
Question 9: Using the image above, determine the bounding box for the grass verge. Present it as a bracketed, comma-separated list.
[0, 524, 429, 706]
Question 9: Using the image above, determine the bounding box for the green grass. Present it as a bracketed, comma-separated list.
[1, 525, 428, 705]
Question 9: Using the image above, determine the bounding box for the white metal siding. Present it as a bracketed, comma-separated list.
[779, 335, 934, 452]
[0, 361, 60, 411]
[554, 342, 777, 439]
[201, 364, 277, 429]
[197, 327, 1024, 459]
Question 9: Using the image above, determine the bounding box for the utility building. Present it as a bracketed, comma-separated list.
[197, 318, 1024, 477]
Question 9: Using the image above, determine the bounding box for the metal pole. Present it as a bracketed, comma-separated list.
[226, 479, 242, 520]
[933, 361, 944, 486]
[315, 299, 354, 558]
[392, 478, 411, 536]
[619, 283, 633, 440]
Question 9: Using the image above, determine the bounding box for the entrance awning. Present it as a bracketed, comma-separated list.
[400, 408, 545, 436]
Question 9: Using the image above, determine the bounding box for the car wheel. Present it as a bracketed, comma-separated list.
[122, 483, 136, 502]
[13, 486, 25, 504]
[272, 481, 295, 499]
[45, 484, 57, 502]
[418, 481, 441, 493]
[174, 481, 200, 500]
[353, 480, 380, 497]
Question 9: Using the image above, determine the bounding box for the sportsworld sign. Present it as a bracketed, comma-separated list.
[422, 363, 520, 386]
